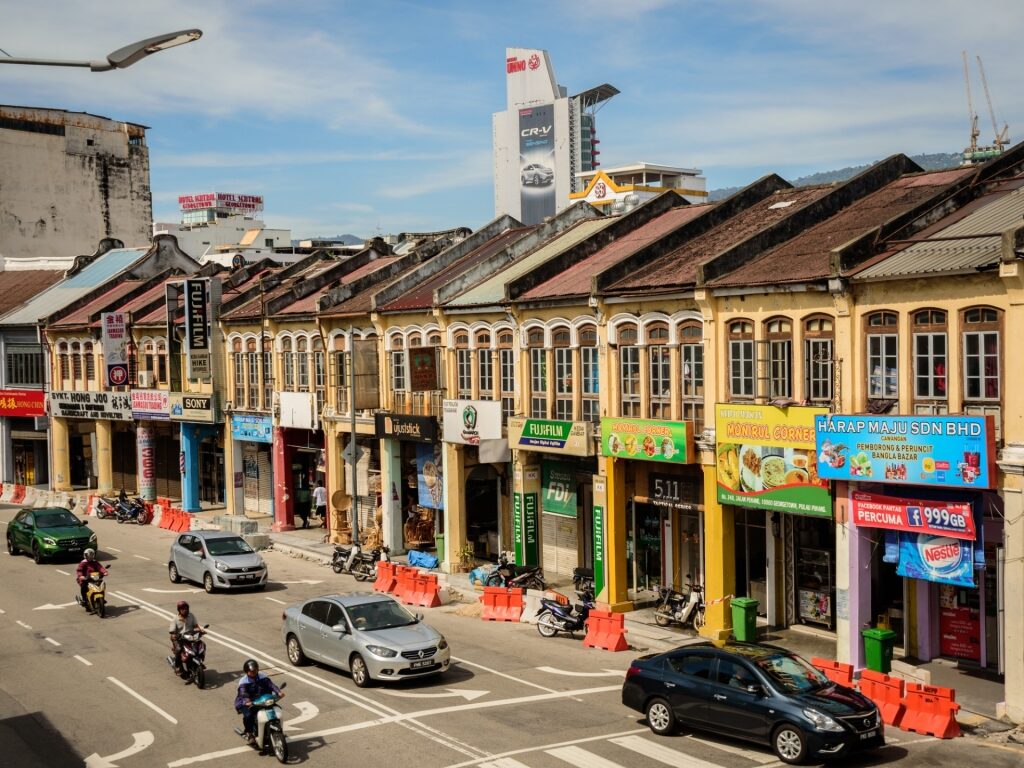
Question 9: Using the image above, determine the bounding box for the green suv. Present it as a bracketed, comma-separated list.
[6, 507, 97, 563]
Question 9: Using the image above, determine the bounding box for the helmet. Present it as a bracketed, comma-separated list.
[243, 659, 259, 675]
[83, 548, 96, 561]
[177, 601, 189, 613]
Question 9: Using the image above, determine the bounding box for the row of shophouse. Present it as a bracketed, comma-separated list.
[3, 145, 1024, 717]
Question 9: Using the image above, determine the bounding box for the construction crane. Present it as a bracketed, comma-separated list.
[962, 51, 980, 155]
[976, 55, 1010, 150]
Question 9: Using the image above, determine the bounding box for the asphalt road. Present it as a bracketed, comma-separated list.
[2, 503, 1023, 768]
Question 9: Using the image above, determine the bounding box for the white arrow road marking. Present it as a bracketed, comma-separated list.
[84, 730, 154, 768]
[55, 568, 71, 576]
[16, 620, 31, 629]
[133, 554, 151, 561]
[141, 588, 202, 594]
[107, 677, 177, 724]
[265, 596, 288, 605]
[34, 601, 80, 610]
[277, 580, 324, 585]
[535, 666, 623, 677]
[378, 688, 488, 701]
[75, 655, 93, 666]
[45, 637, 60, 646]
[284, 701, 319, 731]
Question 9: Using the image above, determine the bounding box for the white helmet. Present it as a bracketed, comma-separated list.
[84, 548, 96, 561]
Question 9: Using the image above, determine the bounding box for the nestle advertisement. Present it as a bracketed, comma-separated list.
[851, 490, 976, 540]
[814, 415, 995, 489]
[518, 103, 555, 225]
[897, 532, 979, 588]
[715, 404, 831, 518]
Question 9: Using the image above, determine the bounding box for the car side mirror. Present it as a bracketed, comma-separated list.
[81, 520, 89, 526]
[331, 623, 349, 634]
[746, 684, 765, 696]
[414, 612, 423, 622]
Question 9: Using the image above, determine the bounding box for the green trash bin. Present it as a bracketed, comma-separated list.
[731, 597, 760, 642]
[434, 533, 445, 557]
[861, 627, 897, 673]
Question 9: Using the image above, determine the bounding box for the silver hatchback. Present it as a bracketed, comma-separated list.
[168, 530, 268, 593]
[281, 593, 450, 687]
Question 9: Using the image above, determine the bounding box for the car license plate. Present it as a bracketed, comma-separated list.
[236, 574, 256, 582]
[860, 729, 878, 740]
[410, 659, 433, 669]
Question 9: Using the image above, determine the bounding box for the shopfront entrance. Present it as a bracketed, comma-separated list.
[200, 442, 225, 505]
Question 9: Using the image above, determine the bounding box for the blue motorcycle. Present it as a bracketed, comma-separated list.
[535, 586, 595, 639]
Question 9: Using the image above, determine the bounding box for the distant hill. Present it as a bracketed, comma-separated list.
[291, 234, 363, 246]
[708, 152, 963, 201]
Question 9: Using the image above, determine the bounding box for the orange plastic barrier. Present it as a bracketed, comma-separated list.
[811, 657, 854, 687]
[480, 586, 524, 621]
[10, 485, 26, 504]
[901, 683, 961, 739]
[392, 566, 418, 604]
[85, 495, 99, 517]
[159, 505, 173, 529]
[857, 669, 906, 727]
[408, 573, 442, 608]
[373, 561, 397, 593]
[142, 502, 154, 525]
[582, 609, 629, 652]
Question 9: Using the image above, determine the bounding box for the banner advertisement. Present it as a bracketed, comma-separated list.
[814, 415, 994, 489]
[600, 417, 693, 464]
[137, 426, 156, 500]
[169, 393, 217, 423]
[518, 102, 556, 225]
[416, 443, 444, 509]
[442, 399, 502, 445]
[715, 404, 831, 517]
[50, 391, 131, 421]
[231, 414, 273, 444]
[100, 312, 129, 387]
[507, 417, 594, 456]
[896, 532, 979, 588]
[0, 389, 45, 416]
[850, 490, 976, 540]
[130, 390, 170, 421]
[184, 280, 210, 379]
[541, 460, 577, 517]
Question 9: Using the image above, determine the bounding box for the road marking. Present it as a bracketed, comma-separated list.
[547, 745, 624, 767]
[84, 730, 154, 768]
[278, 579, 323, 585]
[612, 735, 729, 766]
[107, 547, 122, 552]
[16, 620, 31, 629]
[141, 588, 201, 594]
[445, 730, 647, 768]
[55, 568, 71, 576]
[265, 596, 288, 605]
[480, 760, 530, 768]
[536, 666, 622, 677]
[34, 601, 79, 610]
[379, 688, 489, 701]
[133, 554, 151, 561]
[74, 655, 93, 666]
[107, 677, 177, 724]
[45, 637, 61, 646]
[284, 701, 319, 730]
[684, 734, 776, 763]
[453, 656, 558, 693]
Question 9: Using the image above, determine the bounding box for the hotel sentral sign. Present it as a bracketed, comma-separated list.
[50, 391, 132, 421]
[507, 418, 594, 457]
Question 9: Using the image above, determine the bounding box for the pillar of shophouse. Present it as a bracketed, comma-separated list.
[700, 464, 735, 640]
[442, 441, 466, 574]
[51, 417, 72, 491]
[180, 423, 203, 512]
[600, 456, 631, 612]
[272, 426, 294, 532]
[95, 420, 113, 494]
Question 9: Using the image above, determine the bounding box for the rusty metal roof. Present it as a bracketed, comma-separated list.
[275, 257, 402, 316]
[0, 270, 64, 317]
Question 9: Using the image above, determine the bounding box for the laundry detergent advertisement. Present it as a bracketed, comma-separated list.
[715, 404, 831, 518]
[896, 532, 982, 588]
[814, 415, 995, 489]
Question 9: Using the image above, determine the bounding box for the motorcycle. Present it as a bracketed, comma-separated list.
[236, 682, 288, 763]
[485, 551, 547, 590]
[169, 624, 210, 688]
[75, 566, 110, 618]
[331, 544, 390, 581]
[536, 587, 595, 638]
[115, 496, 149, 525]
[654, 575, 705, 630]
[95, 497, 118, 520]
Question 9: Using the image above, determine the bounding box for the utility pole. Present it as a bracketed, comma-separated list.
[349, 326, 360, 545]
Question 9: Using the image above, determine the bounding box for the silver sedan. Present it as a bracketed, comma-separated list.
[281, 593, 450, 687]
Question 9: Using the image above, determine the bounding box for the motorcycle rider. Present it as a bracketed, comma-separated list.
[235, 659, 284, 742]
[168, 600, 203, 681]
[76, 548, 107, 612]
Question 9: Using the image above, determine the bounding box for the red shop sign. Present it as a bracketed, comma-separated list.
[0, 389, 46, 417]
[851, 490, 975, 540]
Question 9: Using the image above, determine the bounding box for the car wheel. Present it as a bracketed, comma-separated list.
[32, 541, 44, 564]
[6, 535, 18, 556]
[168, 563, 182, 583]
[773, 724, 808, 764]
[203, 572, 215, 594]
[286, 634, 308, 666]
[350, 653, 372, 687]
[645, 697, 677, 736]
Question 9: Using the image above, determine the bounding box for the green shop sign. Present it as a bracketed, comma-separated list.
[542, 461, 577, 517]
[512, 491, 540, 566]
[601, 417, 694, 463]
[592, 504, 605, 597]
[508, 417, 594, 456]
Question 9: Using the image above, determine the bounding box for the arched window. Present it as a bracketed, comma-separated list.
[728, 320, 754, 400]
[912, 308, 947, 412]
[865, 311, 898, 400]
[262, 338, 273, 410]
[232, 338, 244, 406]
[389, 334, 406, 392]
[455, 332, 471, 397]
[617, 322, 640, 417]
[764, 317, 792, 399]
[71, 341, 83, 383]
[83, 342, 95, 386]
[476, 330, 493, 400]
[296, 337, 310, 391]
[282, 337, 295, 390]
[552, 328, 573, 420]
[498, 330, 515, 419]
[679, 321, 703, 431]
[803, 315, 834, 404]
[246, 339, 259, 409]
[527, 327, 547, 418]
[579, 324, 599, 424]
[648, 322, 671, 418]
[962, 307, 1000, 402]
[313, 336, 326, 416]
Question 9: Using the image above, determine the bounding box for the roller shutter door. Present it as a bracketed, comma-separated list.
[111, 431, 137, 493]
[542, 513, 577, 578]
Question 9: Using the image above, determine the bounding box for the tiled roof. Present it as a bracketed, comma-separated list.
[709, 169, 974, 287]
[518, 205, 711, 301]
[0, 269, 64, 317]
[606, 187, 833, 292]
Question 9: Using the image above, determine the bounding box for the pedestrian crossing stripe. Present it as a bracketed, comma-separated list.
[547, 745, 632, 768]
[610, 735, 728, 766]
[684, 734, 777, 763]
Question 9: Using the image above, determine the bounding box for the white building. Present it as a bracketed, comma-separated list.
[570, 162, 708, 211]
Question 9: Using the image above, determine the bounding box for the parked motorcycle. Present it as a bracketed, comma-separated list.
[115, 496, 149, 525]
[75, 566, 110, 618]
[485, 551, 547, 590]
[331, 544, 390, 581]
[95, 497, 118, 520]
[536, 587, 595, 638]
[236, 682, 288, 762]
[654, 575, 705, 630]
[572, 566, 595, 594]
[169, 623, 210, 688]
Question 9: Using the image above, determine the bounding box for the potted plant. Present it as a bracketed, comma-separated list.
[456, 542, 476, 572]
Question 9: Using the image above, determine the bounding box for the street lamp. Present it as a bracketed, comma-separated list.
[0, 29, 202, 72]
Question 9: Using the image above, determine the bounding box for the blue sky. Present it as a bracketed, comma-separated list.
[4, 1, 1023, 239]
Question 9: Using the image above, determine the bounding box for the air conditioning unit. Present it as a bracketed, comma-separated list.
[136, 372, 155, 388]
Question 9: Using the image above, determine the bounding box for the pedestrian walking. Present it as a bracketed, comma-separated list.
[312, 480, 328, 529]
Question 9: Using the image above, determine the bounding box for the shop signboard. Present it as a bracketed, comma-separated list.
[416, 443, 444, 510]
[541, 460, 577, 517]
[100, 312, 129, 387]
[513, 492, 523, 564]
[409, 348, 438, 391]
[442, 399, 502, 445]
[50, 391, 131, 421]
[523, 492, 539, 565]
[375, 413, 437, 444]
[896, 532, 978, 588]
[131, 389, 170, 421]
[507, 417, 593, 456]
[600, 417, 693, 464]
[169, 393, 218, 423]
[231, 414, 273, 444]
[0, 389, 45, 416]
[850, 490, 976, 540]
[184, 279, 210, 379]
[648, 472, 702, 511]
[715, 404, 831, 517]
[279, 392, 315, 430]
[814, 415, 995, 489]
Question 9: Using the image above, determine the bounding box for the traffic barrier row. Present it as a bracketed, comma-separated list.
[392, 565, 419, 603]
[811, 657, 854, 687]
[406, 572, 442, 608]
[899, 683, 960, 739]
[373, 561, 398, 593]
[157, 507, 191, 532]
[857, 670, 906, 727]
[480, 586, 524, 622]
[582, 609, 629, 652]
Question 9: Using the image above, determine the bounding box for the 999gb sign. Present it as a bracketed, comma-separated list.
[850, 490, 975, 540]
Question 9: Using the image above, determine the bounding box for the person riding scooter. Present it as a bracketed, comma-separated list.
[235, 659, 284, 742]
[76, 549, 107, 612]
[168, 600, 204, 681]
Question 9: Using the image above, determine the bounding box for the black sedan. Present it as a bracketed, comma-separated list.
[622, 640, 883, 764]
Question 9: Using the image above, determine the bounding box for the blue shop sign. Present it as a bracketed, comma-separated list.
[231, 414, 273, 444]
[896, 532, 981, 588]
[814, 415, 994, 489]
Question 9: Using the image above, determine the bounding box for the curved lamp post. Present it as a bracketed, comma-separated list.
[0, 29, 202, 71]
